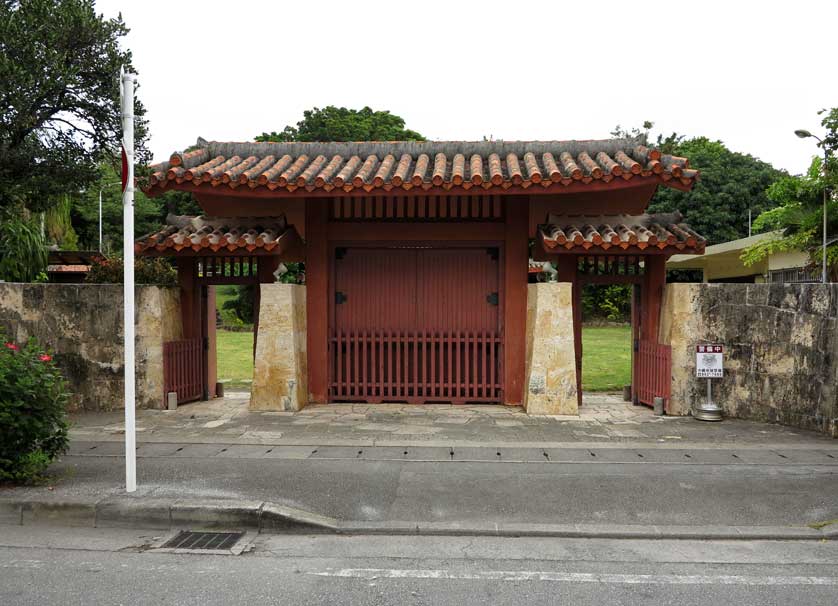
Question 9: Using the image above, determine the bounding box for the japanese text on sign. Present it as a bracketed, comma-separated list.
[696, 344, 723, 378]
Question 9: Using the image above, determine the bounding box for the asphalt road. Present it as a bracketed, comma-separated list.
[14, 446, 838, 528]
[1, 525, 837, 605]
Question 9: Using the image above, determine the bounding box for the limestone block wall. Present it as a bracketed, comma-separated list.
[660, 283, 837, 436]
[250, 284, 307, 411]
[0, 283, 182, 411]
[524, 282, 578, 415]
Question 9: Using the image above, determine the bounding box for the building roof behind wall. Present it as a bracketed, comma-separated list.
[142, 138, 699, 197]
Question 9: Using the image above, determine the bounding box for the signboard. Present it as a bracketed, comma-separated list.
[696, 344, 723, 378]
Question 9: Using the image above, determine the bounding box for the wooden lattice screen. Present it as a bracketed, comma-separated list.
[196, 256, 259, 284]
[330, 195, 503, 221]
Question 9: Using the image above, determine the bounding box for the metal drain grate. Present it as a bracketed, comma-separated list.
[162, 531, 244, 551]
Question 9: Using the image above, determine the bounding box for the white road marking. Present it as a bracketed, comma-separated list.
[312, 568, 838, 586]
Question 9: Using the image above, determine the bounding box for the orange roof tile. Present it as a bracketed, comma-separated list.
[143, 138, 698, 196]
[136, 215, 289, 255]
[539, 213, 705, 253]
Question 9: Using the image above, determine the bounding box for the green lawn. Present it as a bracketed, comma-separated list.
[582, 325, 632, 392]
[216, 323, 632, 394]
[216, 329, 254, 389]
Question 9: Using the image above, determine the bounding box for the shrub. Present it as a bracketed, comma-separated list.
[0, 330, 70, 484]
[0, 215, 48, 282]
[86, 256, 177, 286]
[581, 284, 632, 322]
[223, 285, 255, 324]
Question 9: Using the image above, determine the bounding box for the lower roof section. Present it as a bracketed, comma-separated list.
[539, 212, 706, 255]
[136, 215, 298, 256]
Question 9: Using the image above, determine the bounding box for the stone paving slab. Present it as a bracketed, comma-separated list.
[67, 393, 837, 450]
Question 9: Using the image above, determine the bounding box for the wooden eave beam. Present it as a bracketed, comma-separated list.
[142, 175, 692, 200]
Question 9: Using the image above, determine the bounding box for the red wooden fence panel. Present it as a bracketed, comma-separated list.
[163, 338, 203, 405]
[636, 340, 671, 408]
[329, 330, 502, 403]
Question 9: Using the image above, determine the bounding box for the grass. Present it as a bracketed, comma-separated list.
[582, 324, 632, 392]
[216, 329, 254, 390]
[215, 320, 631, 394]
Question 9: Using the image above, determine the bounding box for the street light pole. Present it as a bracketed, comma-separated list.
[795, 129, 831, 284]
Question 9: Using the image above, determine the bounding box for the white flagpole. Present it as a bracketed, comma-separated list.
[121, 70, 137, 493]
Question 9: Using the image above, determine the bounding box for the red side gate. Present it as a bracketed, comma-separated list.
[635, 339, 672, 409]
[329, 247, 503, 403]
[163, 338, 203, 405]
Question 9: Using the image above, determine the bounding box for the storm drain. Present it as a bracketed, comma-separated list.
[162, 531, 244, 551]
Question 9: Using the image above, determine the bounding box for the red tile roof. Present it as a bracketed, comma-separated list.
[135, 215, 290, 255]
[539, 213, 705, 253]
[143, 138, 698, 196]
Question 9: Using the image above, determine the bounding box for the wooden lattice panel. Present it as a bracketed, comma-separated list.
[329, 195, 503, 222]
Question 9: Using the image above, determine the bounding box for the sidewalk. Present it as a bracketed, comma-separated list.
[68, 392, 836, 449]
[3, 394, 836, 540]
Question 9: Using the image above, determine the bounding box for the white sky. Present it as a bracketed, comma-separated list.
[96, 0, 837, 175]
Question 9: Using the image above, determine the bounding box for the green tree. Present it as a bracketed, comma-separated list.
[648, 137, 786, 244]
[743, 108, 838, 279]
[69, 160, 200, 253]
[0, 0, 148, 213]
[257, 106, 424, 143]
[611, 123, 786, 244]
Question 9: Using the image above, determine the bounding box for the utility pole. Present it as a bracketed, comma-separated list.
[121, 69, 137, 493]
[795, 129, 831, 284]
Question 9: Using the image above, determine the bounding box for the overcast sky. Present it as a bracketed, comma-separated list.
[96, 0, 837, 175]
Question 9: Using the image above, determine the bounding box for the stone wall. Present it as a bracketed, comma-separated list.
[250, 284, 307, 411]
[660, 283, 837, 436]
[0, 283, 181, 411]
[524, 283, 578, 415]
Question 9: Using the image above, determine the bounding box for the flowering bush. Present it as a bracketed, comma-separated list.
[85, 256, 177, 286]
[0, 329, 69, 483]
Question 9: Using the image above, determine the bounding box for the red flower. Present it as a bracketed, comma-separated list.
[4, 342, 18, 351]
[39, 354, 52, 362]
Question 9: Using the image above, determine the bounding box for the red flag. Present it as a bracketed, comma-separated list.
[121, 145, 128, 192]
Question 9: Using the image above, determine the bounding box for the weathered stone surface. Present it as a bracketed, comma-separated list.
[660, 283, 837, 436]
[0, 283, 181, 411]
[524, 283, 578, 415]
[250, 284, 307, 411]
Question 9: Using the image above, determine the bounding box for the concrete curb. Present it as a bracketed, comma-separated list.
[69, 435, 838, 451]
[0, 497, 340, 535]
[0, 497, 835, 541]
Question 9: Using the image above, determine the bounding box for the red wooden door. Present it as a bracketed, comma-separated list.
[330, 247, 502, 403]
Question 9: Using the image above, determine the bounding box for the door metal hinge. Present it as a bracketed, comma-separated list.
[335, 291, 348, 304]
[634, 339, 639, 352]
[203, 336, 209, 351]
[486, 292, 499, 306]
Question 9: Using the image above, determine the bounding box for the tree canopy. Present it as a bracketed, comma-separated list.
[743, 107, 838, 278]
[0, 0, 148, 213]
[256, 106, 424, 143]
[647, 136, 786, 244]
[70, 160, 199, 254]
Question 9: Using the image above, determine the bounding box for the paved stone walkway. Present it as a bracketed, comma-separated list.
[68, 392, 836, 448]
